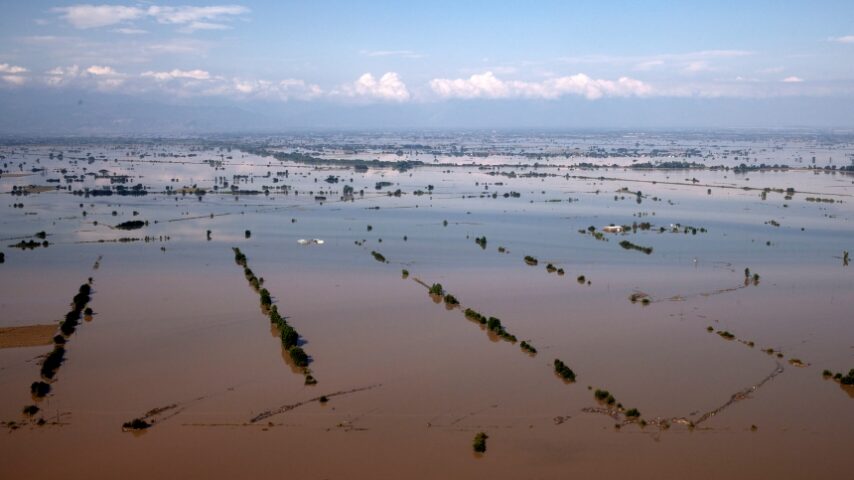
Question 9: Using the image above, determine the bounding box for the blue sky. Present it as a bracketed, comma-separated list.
[1, 1, 853, 129]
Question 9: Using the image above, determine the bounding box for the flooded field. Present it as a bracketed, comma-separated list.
[1, 132, 853, 479]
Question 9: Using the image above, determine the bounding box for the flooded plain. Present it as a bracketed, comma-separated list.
[1, 132, 853, 479]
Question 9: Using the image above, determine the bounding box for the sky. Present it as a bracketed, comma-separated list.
[1, 1, 853, 132]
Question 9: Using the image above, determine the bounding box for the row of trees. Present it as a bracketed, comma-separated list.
[233, 247, 315, 384]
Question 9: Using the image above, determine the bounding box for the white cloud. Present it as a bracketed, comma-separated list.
[830, 35, 854, 44]
[684, 61, 712, 73]
[335, 72, 410, 102]
[782, 76, 804, 83]
[0, 63, 28, 74]
[634, 60, 664, 71]
[113, 27, 148, 35]
[53, 5, 145, 29]
[45, 65, 80, 85]
[146, 5, 249, 24]
[86, 65, 119, 76]
[195, 77, 323, 101]
[142, 69, 211, 81]
[430, 71, 652, 100]
[179, 21, 231, 32]
[2, 75, 27, 85]
[53, 4, 249, 32]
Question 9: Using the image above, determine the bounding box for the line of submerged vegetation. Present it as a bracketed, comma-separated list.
[422, 278, 534, 354]
[619, 240, 653, 255]
[23, 281, 95, 422]
[232, 247, 316, 385]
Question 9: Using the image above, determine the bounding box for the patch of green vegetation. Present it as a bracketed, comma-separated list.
[122, 418, 151, 431]
[443, 294, 460, 306]
[371, 251, 386, 262]
[594, 389, 616, 405]
[475, 236, 487, 249]
[472, 432, 488, 453]
[520, 341, 537, 354]
[40, 346, 65, 380]
[523, 255, 538, 266]
[288, 346, 309, 367]
[619, 240, 653, 255]
[401, 269, 409, 278]
[464, 308, 486, 324]
[429, 283, 444, 296]
[259, 288, 272, 308]
[115, 220, 146, 230]
[717, 330, 736, 340]
[625, 408, 641, 418]
[30, 381, 51, 398]
[554, 359, 576, 382]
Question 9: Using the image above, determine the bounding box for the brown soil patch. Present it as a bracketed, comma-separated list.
[0, 324, 56, 349]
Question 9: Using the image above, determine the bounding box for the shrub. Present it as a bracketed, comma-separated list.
[524, 255, 538, 266]
[371, 251, 386, 262]
[619, 240, 653, 255]
[259, 288, 272, 307]
[428, 283, 444, 296]
[486, 316, 502, 332]
[31, 381, 51, 397]
[625, 408, 641, 418]
[464, 308, 486, 324]
[232, 247, 247, 266]
[472, 432, 488, 453]
[23, 405, 40, 416]
[280, 324, 299, 349]
[554, 359, 576, 381]
[40, 347, 65, 379]
[288, 346, 309, 367]
[122, 418, 151, 430]
[443, 294, 459, 306]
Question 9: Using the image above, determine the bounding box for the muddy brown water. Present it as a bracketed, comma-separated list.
[1, 140, 853, 479]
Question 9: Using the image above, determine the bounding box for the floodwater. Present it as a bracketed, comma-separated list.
[1, 133, 853, 479]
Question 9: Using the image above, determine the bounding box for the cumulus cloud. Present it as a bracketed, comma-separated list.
[205, 78, 323, 100]
[782, 76, 804, 83]
[2, 75, 27, 85]
[53, 4, 249, 32]
[42, 64, 124, 89]
[147, 5, 248, 24]
[53, 5, 145, 29]
[334, 72, 410, 102]
[45, 65, 81, 85]
[0, 63, 28, 74]
[86, 65, 119, 76]
[142, 69, 211, 81]
[429, 72, 652, 100]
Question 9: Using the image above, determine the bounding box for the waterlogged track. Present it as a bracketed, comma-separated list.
[582, 361, 786, 429]
[249, 384, 382, 424]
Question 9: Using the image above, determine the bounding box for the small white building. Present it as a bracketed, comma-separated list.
[602, 225, 623, 233]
